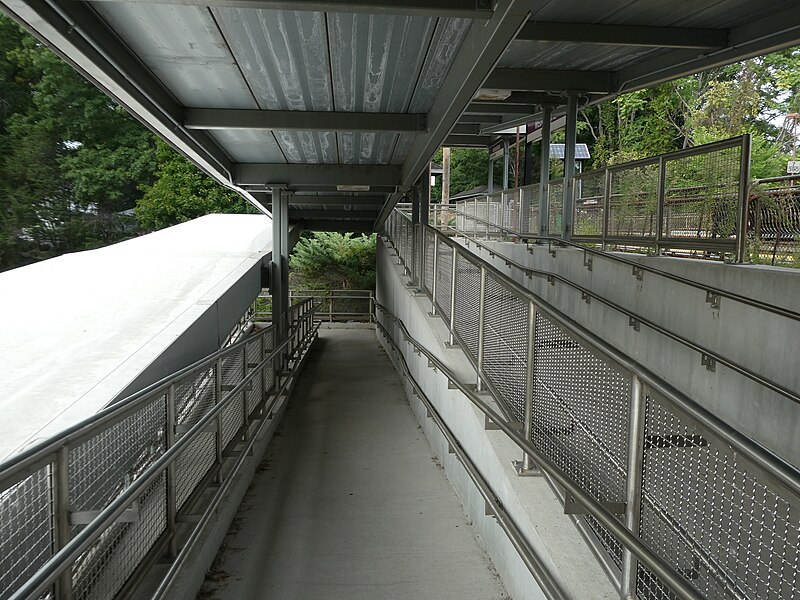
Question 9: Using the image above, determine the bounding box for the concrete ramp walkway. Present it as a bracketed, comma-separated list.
[199, 328, 507, 600]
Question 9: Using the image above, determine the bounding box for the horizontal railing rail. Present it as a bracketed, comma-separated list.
[384, 209, 799, 600]
[0, 298, 317, 600]
[436, 204, 800, 323]
[255, 289, 375, 323]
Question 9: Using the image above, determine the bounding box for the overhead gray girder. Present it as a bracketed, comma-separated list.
[444, 134, 494, 147]
[485, 69, 616, 93]
[295, 220, 375, 234]
[287, 195, 386, 206]
[234, 163, 403, 187]
[289, 209, 378, 220]
[83, 0, 494, 18]
[516, 22, 728, 48]
[185, 109, 428, 133]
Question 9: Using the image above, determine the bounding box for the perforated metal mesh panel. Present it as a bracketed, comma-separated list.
[0, 469, 52, 599]
[520, 185, 540, 235]
[453, 254, 481, 361]
[662, 145, 742, 243]
[531, 313, 630, 502]
[574, 171, 606, 239]
[424, 228, 435, 295]
[245, 338, 264, 415]
[434, 242, 453, 321]
[637, 394, 800, 600]
[72, 475, 166, 600]
[548, 180, 564, 236]
[609, 160, 659, 239]
[481, 275, 529, 421]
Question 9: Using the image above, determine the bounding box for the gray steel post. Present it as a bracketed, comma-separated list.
[449, 246, 457, 345]
[602, 167, 612, 251]
[54, 446, 73, 600]
[522, 302, 537, 471]
[621, 374, 646, 597]
[431, 234, 439, 315]
[539, 105, 553, 237]
[214, 359, 223, 481]
[736, 133, 752, 263]
[476, 267, 487, 391]
[260, 332, 266, 400]
[502, 138, 510, 190]
[655, 156, 667, 255]
[270, 187, 284, 341]
[474, 197, 479, 234]
[518, 188, 524, 234]
[279, 190, 289, 343]
[165, 383, 177, 558]
[419, 174, 430, 289]
[488, 153, 494, 194]
[485, 194, 491, 238]
[562, 93, 578, 241]
[241, 345, 249, 439]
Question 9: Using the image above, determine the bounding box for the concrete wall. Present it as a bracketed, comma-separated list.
[462, 238, 799, 464]
[376, 240, 619, 600]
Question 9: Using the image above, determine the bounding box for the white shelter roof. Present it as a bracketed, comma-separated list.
[0, 214, 272, 459]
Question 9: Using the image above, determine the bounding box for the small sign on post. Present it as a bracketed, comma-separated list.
[787, 160, 800, 174]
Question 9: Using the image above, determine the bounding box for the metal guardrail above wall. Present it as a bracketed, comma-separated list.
[0, 299, 317, 600]
[384, 209, 799, 600]
[255, 289, 375, 323]
[448, 136, 751, 262]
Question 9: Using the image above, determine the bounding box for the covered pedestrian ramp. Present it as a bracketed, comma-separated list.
[1, 0, 800, 599]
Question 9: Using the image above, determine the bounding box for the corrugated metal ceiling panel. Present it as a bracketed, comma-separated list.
[209, 129, 286, 163]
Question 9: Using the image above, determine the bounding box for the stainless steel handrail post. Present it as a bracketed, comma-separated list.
[476, 267, 487, 391]
[53, 446, 73, 600]
[369, 291, 374, 323]
[736, 133, 752, 263]
[260, 332, 266, 400]
[655, 155, 667, 255]
[165, 383, 177, 558]
[602, 167, 612, 252]
[213, 359, 223, 483]
[449, 245, 457, 345]
[241, 346, 249, 439]
[522, 302, 537, 472]
[430, 232, 439, 316]
[621, 375, 646, 598]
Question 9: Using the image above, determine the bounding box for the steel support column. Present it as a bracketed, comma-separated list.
[562, 94, 578, 241]
[418, 172, 430, 291]
[488, 154, 494, 193]
[411, 189, 420, 286]
[539, 105, 552, 237]
[270, 188, 288, 345]
[502, 138, 510, 190]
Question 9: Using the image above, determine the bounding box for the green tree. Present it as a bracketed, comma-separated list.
[289, 232, 377, 289]
[136, 140, 250, 230]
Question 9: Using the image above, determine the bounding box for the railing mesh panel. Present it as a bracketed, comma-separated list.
[531, 313, 629, 501]
[574, 171, 606, 238]
[453, 254, 481, 361]
[72, 475, 166, 600]
[520, 185, 540, 235]
[637, 394, 800, 600]
[245, 338, 264, 415]
[548, 180, 564, 236]
[608, 161, 659, 239]
[424, 228, 435, 294]
[481, 275, 528, 421]
[434, 242, 452, 321]
[0, 469, 52, 599]
[219, 350, 245, 448]
[662, 145, 742, 243]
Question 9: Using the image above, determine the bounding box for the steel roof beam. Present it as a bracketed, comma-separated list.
[458, 114, 504, 124]
[85, 0, 494, 18]
[234, 163, 402, 187]
[517, 22, 728, 48]
[465, 103, 537, 115]
[289, 209, 378, 220]
[451, 123, 482, 135]
[485, 68, 616, 93]
[294, 220, 375, 233]
[444, 134, 494, 147]
[287, 195, 386, 206]
[185, 109, 427, 133]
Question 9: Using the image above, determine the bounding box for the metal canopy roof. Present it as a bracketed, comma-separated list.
[2, 0, 800, 232]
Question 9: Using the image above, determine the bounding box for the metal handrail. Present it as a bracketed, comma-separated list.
[373, 300, 707, 600]
[448, 223, 800, 407]
[409, 222, 800, 497]
[439, 203, 800, 323]
[374, 316, 569, 600]
[3, 299, 317, 600]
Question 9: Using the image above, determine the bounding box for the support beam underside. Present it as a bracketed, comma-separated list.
[185, 109, 427, 133]
[517, 22, 728, 48]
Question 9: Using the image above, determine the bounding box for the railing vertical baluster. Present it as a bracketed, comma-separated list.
[474, 197, 479, 234]
[655, 156, 667, 255]
[521, 302, 537, 472]
[476, 267, 487, 391]
[242, 345, 249, 440]
[518, 188, 524, 235]
[369, 290, 374, 323]
[431, 234, 439, 316]
[603, 167, 612, 251]
[736, 133, 752, 263]
[485, 194, 491, 238]
[448, 246, 457, 345]
[165, 383, 177, 558]
[260, 331, 266, 400]
[214, 359, 223, 482]
[621, 375, 646, 597]
[53, 446, 73, 600]
[328, 290, 333, 323]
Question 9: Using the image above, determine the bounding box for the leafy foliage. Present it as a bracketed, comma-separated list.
[289, 232, 377, 289]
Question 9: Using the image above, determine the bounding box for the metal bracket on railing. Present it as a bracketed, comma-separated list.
[705, 291, 721, 310]
[564, 495, 626, 516]
[632, 265, 644, 281]
[701, 353, 717, 372]
[71, 502, 140, 526]
[629, 317, 641, 332]
[583, 253, 593, 271]
[546, 274, 555, 286]
[524, 269, 533, 279]
[581, 292, 591, 304]
[511, 459, 541, 476]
